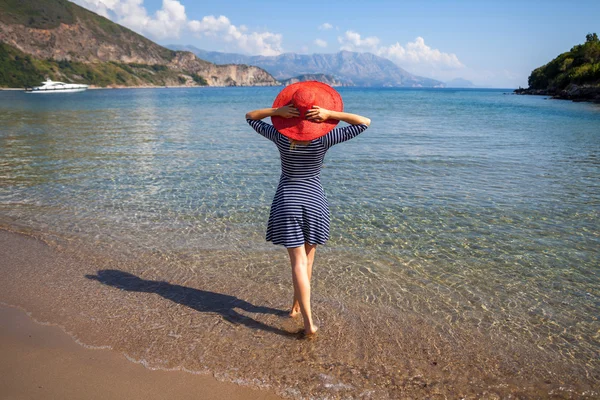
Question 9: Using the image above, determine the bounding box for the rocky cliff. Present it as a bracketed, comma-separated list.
[0, 0, 278, 87]
[168, 52, 277, 87]
[0, 20, 173, 65]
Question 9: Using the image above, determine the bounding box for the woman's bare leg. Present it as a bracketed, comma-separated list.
[287, 245, 318, 335]
[290, 243, 317, 318]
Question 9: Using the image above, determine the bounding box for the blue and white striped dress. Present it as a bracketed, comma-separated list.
[247, 119, 368, 248]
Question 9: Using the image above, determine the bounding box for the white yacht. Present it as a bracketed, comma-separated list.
[26, 79, 89, 93]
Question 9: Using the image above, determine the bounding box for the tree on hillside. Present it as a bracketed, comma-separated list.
[528, 33, 600, 90]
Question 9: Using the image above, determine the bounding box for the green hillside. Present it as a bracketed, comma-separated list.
[0, 0, 276, 88]
[0, 42, 207, 88]
[0, 0, 175, 62]
[528, 33, 600, 90]
[0, 0, 195, 87]
[0, 0, 172, 60]
[0, 0, 75, 29]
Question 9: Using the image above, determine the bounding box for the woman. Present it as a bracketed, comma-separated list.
[246, 82, 370, 337]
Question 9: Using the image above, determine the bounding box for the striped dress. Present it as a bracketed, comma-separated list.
[247, 119, 369, 248]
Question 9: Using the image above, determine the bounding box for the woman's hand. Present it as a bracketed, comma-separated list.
[305, 106, 331, 123]
[275, 104, 300, 118]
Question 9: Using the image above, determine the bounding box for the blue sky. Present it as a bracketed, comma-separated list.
[73, 0, 600, 88]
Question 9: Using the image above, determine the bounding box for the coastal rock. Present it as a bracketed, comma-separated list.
[514, 88, 549, 96]
[168, 52, 278, 87]
[555, 84, 600, 102]
[514, 84, 600, 103]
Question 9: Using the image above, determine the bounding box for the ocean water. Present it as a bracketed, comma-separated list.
[0, 87, 599, 398]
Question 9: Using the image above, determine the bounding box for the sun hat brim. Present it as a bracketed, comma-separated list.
[271, 81, 343, 141]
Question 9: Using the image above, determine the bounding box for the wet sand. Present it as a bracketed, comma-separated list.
[0, 228, 596, 399]
[0, 304, 282, 400]
[0, 227, 290, 399]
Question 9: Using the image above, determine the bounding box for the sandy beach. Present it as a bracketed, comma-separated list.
[0, 303, 282, 400]
[1, 226, 595, 399]
[0, 229, 286, 400]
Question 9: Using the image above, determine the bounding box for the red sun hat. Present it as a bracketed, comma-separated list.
[271, 81, 343, 141]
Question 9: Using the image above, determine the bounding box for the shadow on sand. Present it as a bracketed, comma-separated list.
[86, 269, 299, 338]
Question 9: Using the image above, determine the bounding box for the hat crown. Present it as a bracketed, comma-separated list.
[292, 88, 315, 115]
[271, 81, 343, 141]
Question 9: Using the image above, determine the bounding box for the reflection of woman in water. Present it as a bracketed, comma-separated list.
[246, 82, 370, 337]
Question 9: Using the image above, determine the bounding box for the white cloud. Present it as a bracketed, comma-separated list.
[187, 15, 229, 35]
[381, 37, 464, 69]
[146, 0, 187, 39]
[314, 38, 327, 48]
[318, 22, 333, 30]
[338, 30, 380, 52]
[71, 0, 118, 18]
[188, 15, 282, 56]
[72, 0, 283, 55]
[338, 30, 464, 71]
[73, 0, 187, 39]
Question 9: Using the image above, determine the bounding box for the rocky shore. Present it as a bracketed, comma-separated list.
[514, 84, 600, 103]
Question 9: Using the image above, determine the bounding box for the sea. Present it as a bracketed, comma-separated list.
[0, 87, 599, 399]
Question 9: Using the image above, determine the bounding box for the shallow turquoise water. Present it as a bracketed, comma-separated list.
[1, 87, 599, 397]
[1, 88, 598, 271]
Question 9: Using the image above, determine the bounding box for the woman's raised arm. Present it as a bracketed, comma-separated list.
[306, 106, 371, 126]
[246, 105, 299, 120]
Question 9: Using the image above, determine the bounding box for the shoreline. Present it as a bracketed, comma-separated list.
[0, 222, 596, 398]
[0, 302, 282, 400]
[0, 228, 287, 400]
[0, 84, 283, 91]
[514, 85, 600, 103]
[0, 86, 217, 91]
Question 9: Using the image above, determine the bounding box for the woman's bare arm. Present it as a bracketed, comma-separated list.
[247, 104, 370, 126]
[246, 105, 299, 120]
[305, 106, 371, 126]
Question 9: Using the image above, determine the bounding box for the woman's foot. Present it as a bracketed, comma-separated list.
[305, 325, 318, 335]
[289, 304, 301, 318]
[298, 326, 318, 340]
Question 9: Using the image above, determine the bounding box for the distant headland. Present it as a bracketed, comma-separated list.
[515, 33, 600, 103]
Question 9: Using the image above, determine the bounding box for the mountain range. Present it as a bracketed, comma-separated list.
[445, 78, 476, 88]
[167, 45, 446, 88]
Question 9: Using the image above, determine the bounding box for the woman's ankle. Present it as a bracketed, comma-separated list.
[304, 324, 318, 335]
